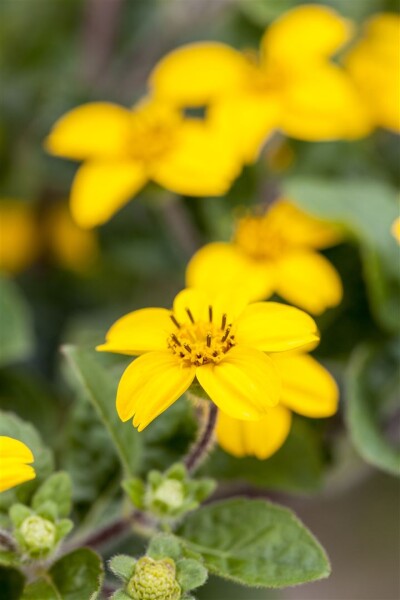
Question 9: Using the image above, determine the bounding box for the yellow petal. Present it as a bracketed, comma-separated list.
[44, 202, 99, 272]
[97, 307, 173, 355]
[70, 160, 147, 228]
[262, 5, 353, 67]
[275, 250, 343, 315]
[0, 201, 40, 274]
[265, 199, 342, 249]
[0, 437, 35, 493]
[149, 42, 248, 105]
[150, 119, 242, 197]
[216, 405, 292, 459]
[272, 354, 339, 418]
[0, 436, 34, 462]
[280, 65, 372, 140]
[236, 302, 319, 353]
[45, 103, 132, 160]
[196, 346, 281, 420]
[391, 217, 400, 244]
[209, 91, 279, 163]
[186, 242, 275, 301]
[0, 464, 36, 493]
[116, 352, 195, 430]
[345, 14, 400, 132]
[172, 287, 251, 328]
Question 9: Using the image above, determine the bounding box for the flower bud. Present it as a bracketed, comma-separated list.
[152, 479, 184, 511]
[126, 556, 181, 600]
[20, 515, 56, 552]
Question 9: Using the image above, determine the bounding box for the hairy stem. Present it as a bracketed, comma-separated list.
[184, 401, 218, 473]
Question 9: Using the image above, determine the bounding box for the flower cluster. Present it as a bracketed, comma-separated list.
[44, 6, 399, 229]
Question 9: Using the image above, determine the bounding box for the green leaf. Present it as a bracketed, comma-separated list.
[21, 579, 60, 600]
[203, 417, 324, 494]
[108, 554, 136, 582]
[0, 550, 20, 568]
[346, 341, 400, 476]
[63, 346, 142, 477]
[0, 566, 25, 600]
[176, 558, 208, 591]
[283, 177, 399, 331]
[32, 472, 72, 518]
[0, 412, 54, 512]
[0, 277, 34, 366]
[49, 548, 104, 600]
[177, 499, 330, 588]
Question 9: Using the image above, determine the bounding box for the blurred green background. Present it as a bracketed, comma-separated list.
[0, 1, 399, 598]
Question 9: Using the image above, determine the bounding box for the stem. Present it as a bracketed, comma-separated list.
[64, 509, 156, 553]
[184, 401, 218, 474]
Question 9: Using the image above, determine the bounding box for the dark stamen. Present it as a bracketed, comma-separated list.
[221, 313, 227, 330]
[171, 334, 181, 346]
[208, 305, 213, 322]
[185, 308, 195, 324]
[184, 343, 192, 352]
[170, 314, 181, 329]
[221, 327, 231, 342]
[206, 334, 212, 347]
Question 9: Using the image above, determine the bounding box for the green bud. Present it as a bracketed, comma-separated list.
[20, 515, 56, 552]
[126, 557, 181, 600]
[153, 479, 185, 510]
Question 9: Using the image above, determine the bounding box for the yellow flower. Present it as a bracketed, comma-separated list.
[44, 202, 99, 272]
[186, 199, 343, 315]
[391, 217, 400, 243]
[0, 436, 35, 493]
[345, 13, 400, 133]
[150, 5, 372, 162]
[45, 99, 242, 228]
[217, 352, 338, 459]
[97, 288, 319, 431]
[0, 201, 39, 274]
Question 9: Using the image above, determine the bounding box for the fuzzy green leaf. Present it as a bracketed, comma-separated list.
[21, 578, 60, 600]
[177, 499, 330, 588]
[49, 548, 104, 600]
[346, 342, 400, 476]
[32, 472, 72, 518]
[63, 346, 142, 477]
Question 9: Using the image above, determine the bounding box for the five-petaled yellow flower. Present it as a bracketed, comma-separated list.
[45, 99, 242, 228]
[186, 199, 343, 315]
[150, 4, 372, 162]
[345, 13, 400, 133]
[97, 288, 319, 431]
[0, 436, 35, 493]
[217, 352, 338, 460]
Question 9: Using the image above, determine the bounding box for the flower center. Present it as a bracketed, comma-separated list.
[235, 214, 287, 260]
[167, 306, 236, 367]
[127, 103, 178, 162]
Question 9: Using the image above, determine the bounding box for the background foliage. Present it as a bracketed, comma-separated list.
[0, 0, 399, 598]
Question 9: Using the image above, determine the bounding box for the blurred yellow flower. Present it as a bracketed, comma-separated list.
[150, 5, 372, 161]
[345, 13, 400, 133]
[0, 201, 39, 274]
[391, 217, 400, 243]
[97, 288, 319, 431]
[217, 352, 338, 460]
[45, 99, 242, 228]
[0, 436, 35, 493]
[186, 199, 343, 315]
[44, 202, 99, 272]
